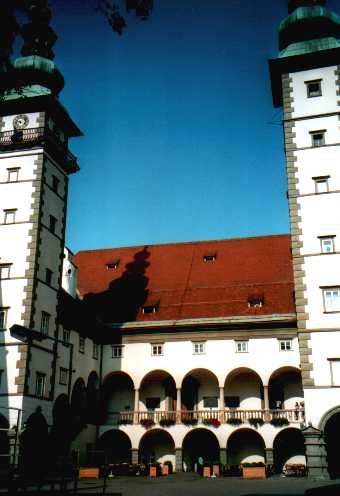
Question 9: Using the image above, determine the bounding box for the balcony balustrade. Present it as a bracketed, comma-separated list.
[105, 408, 305, 426]
[0, 127, 79, 173]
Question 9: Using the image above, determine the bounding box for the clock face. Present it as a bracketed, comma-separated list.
[13, 114, 29, 130]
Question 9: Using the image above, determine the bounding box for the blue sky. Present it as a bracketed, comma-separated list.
[47, 0, 339, 251]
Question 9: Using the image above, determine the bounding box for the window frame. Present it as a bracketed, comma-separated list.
[45, 268, 53, 285]
[93, 342, 99, 360]
[35, 372, 46, 398]
[151, 343, 163, 356]
[40, 311, 50, 335]
[310, 130, 326, 147]
[62, 328, 70, 345]
[49, 215, 57, 234]
[142, 304, 158, 315]
[319, 236, 335, 254]
[0, 265, 11, 279]
[111, 345, 123, 358]
[305, 79, 322, 98]
[235, 340, 248, 353]
[7, 168, 19, 182]
[0, 308, 8, 330]
[322, 287, 340, 313]
[59, 367, 68, 386]
[52, 175, 60, 194]
[328, 358, 340, 386]
[192, 341, 206, 355]
[4, 209, 16, 224]
[279, 339, 293, 351]
[79, 336, 85, 353]
[313, 176, 329, 194]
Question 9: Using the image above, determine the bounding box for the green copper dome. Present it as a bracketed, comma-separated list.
[278, 1, 340, 58]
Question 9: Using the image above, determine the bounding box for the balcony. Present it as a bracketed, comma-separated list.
[0, 127, 79, 173]
[105, 407, 305, 427]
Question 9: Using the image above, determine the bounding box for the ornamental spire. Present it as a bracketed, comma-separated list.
[288, 1, 326, 14]
[21, 0, 57, 60]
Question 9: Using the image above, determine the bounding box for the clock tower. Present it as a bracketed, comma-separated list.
[0, 1, 82, 428]
[270, 0, 340, 478]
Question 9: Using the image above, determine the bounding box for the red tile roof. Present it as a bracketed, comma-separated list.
[73, 234, 295, 324]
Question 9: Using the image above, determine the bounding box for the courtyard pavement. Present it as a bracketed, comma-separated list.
[74, 473, 340, 496]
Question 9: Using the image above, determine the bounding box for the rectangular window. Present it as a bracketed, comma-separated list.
[45, 268, 53, 285]
[203, 254, 216, 262]
[314, 176, 329, 194]
[142, 304, 158, 314]
[320, 236, 335, 254]
[40, 311, 50, 335]
[93, 342, 99, 359]
[62, 328, 70, 344]
[4, 209, 16, 224]
[0, 370, 3, 388]
[279, 339, 292, 351]
[49, 215, 57, 234]
[193, 342, 205, 354]
[151, 343, 163, 356]
[59, 367, 68, 385]
[329, 359, 340, 386]
[0, 309, 7, 330]
[225, 396, 240, 408]
[35, 372, 46, 397]
[248, 297, 264, 308]
[203, 397, 218, 408]
[323, 287, 340, 312]
[52, 175, 59, 194]
[235, 341, 248, 353]
[7, 168, 19, 182]
[79, 336, 85, 353]
[112, 345, 123, 358]
[310, 130, 325, 147]
[306, 79, 322, 98]
[146, 397, 161, 410]
[106, 260, 120, 270]
[0, 265, 11, 279]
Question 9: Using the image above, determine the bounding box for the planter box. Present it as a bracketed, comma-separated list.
[149, 466, 157, 477]
[79, 468, 100, 479]
[242, 467, 266, 479]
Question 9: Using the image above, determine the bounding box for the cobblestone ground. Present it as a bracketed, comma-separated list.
[75, 473, 340, 496]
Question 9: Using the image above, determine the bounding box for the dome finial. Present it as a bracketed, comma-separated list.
[21, 0, 57, 60]
[288, 1, 326, 14]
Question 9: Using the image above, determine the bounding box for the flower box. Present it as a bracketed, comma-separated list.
[226, 417, 243, 426]
[159, 417, 175, 427]
[203, 418, 221, 428]
[270, 417, 289, 427]
[140, 418, 155, 428]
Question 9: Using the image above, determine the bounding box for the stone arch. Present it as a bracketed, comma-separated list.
[98, 429, 132, 464]
[320, 406, 340, 478]
[139, 370, 177, 413]
[227, 428, 265, 465]
[101, 371, 135, 424]
[273, 428, 306, 473]
[268, 366, 303, 410]
[139, 428, 175, 467]
[71, 378, 86, 420]
[224, 367, 264, 410]
[182, 428, 220, 472]
[50, 394, 72, 463]
[181, 368, 219, 411]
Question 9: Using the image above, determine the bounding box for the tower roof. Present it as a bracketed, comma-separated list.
[279, 1, 340, 57]
[2, 0, 64, 100]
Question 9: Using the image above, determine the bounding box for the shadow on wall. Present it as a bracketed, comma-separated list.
[0, 274, 11, 469]
[82, 246, 150, 330]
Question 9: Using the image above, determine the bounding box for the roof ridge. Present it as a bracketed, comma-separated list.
[75, 233, 291, 255]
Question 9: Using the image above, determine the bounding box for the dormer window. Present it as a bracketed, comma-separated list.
[248, 297, 264, 308]
[142, 304, 158, 315]
[306, 79, 322, 98]
[203, 254, 216, 262]
[106, 260, 120, 270]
